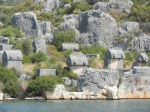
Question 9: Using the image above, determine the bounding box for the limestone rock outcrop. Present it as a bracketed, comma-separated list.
[0, 93, 3, 101]
[94, 0, 133, 14]
[61, 9, 117, 47]
[132, 33, 150, 52]
[118, 66, 150, 99]
[119, 22, 139, 35]
[42, 0, 60, 12]
[12, 12, 51, 38]
[78, 68, 119, 93]
[32, 38, 47, 53]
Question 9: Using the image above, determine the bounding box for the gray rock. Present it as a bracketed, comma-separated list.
[37, 69, 56, 77]
[132, 33, 150, 52]
[0, 36, 9, 44]
[94, 0, 133, 14]
[118, 67, 150, 98]
[119, 22, 139, 35]
[42, 0, 60, 12]
[78, 68, 119, 93]
[12, 12, 52, 38]
[63, 4, 71, 8]
[32, 38, 47, 53]
[63, 77, 72, 86]
[73, 0, 85, 2]
[61, 9, 117, 47]
[34, 0, 43, 4]
[0, 93, 3, 101]
[140, 22, 150, 34]
[20, 74, 30, 80]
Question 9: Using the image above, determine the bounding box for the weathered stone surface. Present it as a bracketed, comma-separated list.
[42, 0, 60, 12]
[37, 69, 56, 77]
[61, 9, 117, 47]
[62, 43, 79, 51]
[119, 22, 139, 35]
[2, 50, 23, 72]
[118, 67, 150, 99]
[12, 12, 51, 38]
[63, 77, 72, 86]
[78, 68, 119, 93]
[132, 33, 150, 52]
[140, 22, 150, 34]
[0, 93, 3, 101]
[86, 54, 100, 59]
[67, 52, 88, 75]
[32, 38, 47, 53]
[0, 36, 9, 44]
[104, 49, 125, 70]
[94, 0, 133, 14]
[44, 84, 107, 100]
[106, 86, 118, 100]
[63, 4, 71, 8]
[34, 0, 43, 4]
[19, 74, 30, 80]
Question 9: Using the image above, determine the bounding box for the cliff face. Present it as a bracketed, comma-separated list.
[61, 9, 118, 48]
[118, 67, 150, 99]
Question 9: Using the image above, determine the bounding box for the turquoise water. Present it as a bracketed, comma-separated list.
[0, 100, 150, 112]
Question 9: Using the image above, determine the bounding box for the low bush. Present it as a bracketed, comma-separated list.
[53, 30, 76, 50]
[30, 51, 47, 63]
[0, 65, 19, 97]
[26, 76, 64, 97]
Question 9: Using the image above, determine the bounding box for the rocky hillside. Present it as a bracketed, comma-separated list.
[0, 0, 150, 99]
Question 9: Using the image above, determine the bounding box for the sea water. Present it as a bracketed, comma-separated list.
[0, 100, 150, 112]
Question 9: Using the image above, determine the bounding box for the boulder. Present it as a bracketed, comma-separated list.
[106, 86, 118, 100]
[12, 12, 51, 38]
[78, 68, 119, 93]
[63, 77, 72, 86]
[42, 0, 60, 12]
[119, 22, 139, 35]
[132, 33, 150, 52]
[34, 0, 43, 4]
[32, 38, 47, 53]
[0, 93, 3, 101]
[61, 9, 117, 47]
[94, 0, 133, 14]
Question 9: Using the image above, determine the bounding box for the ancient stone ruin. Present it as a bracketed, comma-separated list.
[66, 52, 88, 75]
[0, 37, 13, 60]
[37, 69, 56, 77]
[61, 43, 79, 51]
[32, 38, 47, 53]
[132, 53, 149, 67]
[2, 50, 23, 72]
[86, 54, 100, 60]
[104, 49, 125, 70]
[12, 12, 52, 38]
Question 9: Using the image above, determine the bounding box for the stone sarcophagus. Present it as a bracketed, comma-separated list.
[66, 52, 88, 75]
[104, 49, 125, 70]
[2, 50, 23, 72]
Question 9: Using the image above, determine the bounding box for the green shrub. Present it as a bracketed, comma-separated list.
[13, 39, 33, 56]
[80, 45, 107, 60]
[53, 30, 76, 50]
[63, 68, 78, 79]
[0, 66, 19, 97]
[1, 25, 24, 38]
[129, 0, 150, 22]
[26, 76, 64, 97]
[31, 51, 47, 63]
